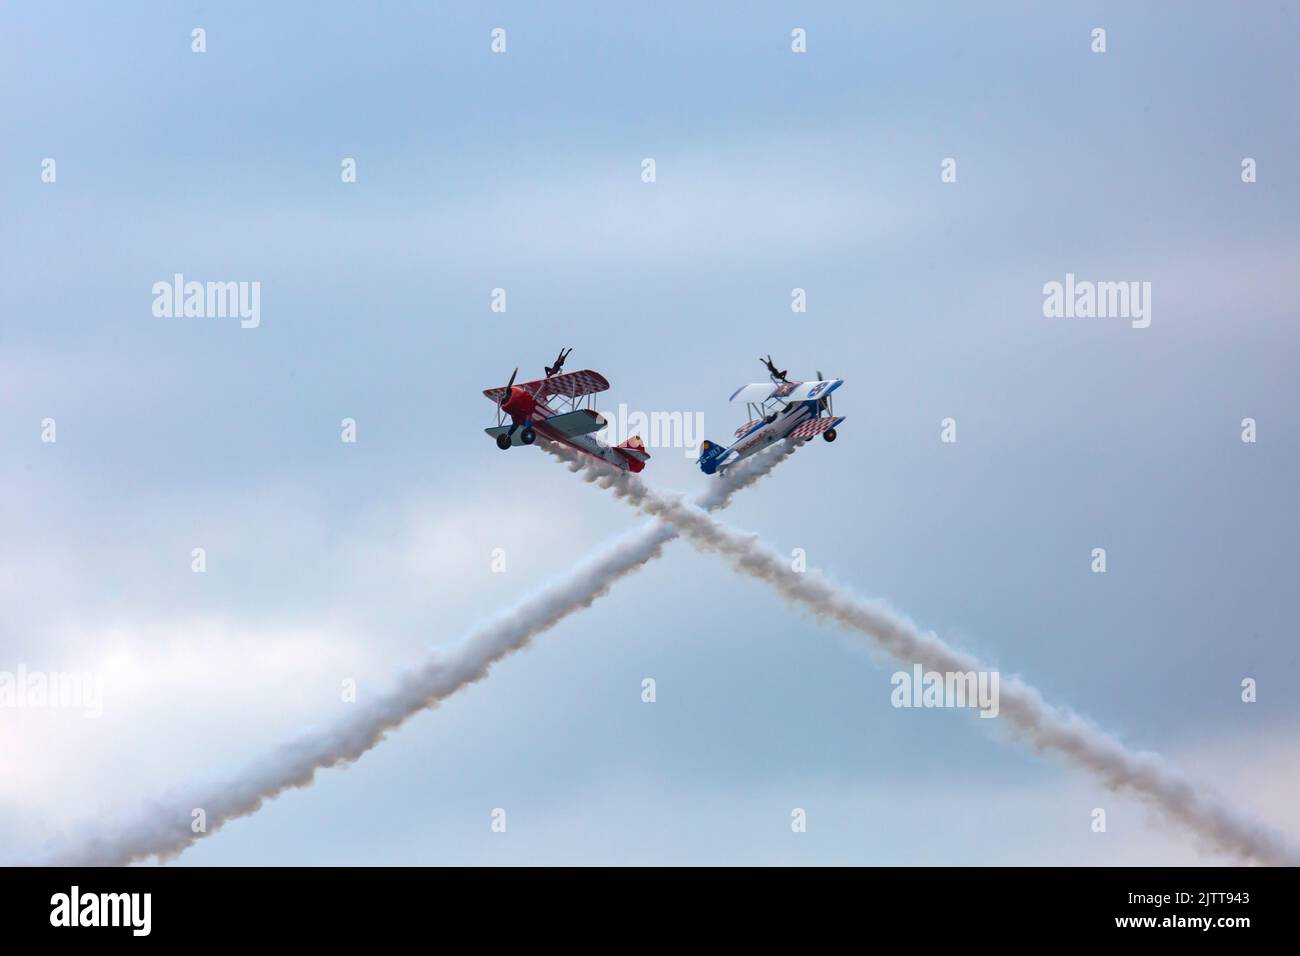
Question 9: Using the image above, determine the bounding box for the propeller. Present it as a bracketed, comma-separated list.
[816, 370, 834, 416]
[498, 367, 518, 412]
[498, 367, 531, 437]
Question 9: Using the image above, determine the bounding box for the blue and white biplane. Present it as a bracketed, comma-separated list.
[697, 359, 844, 475]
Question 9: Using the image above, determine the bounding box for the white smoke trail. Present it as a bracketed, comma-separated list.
[31, 442, 800, 866]
[554, 446, 1300, 866]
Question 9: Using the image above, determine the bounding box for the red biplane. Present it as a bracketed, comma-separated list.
[483, 356, 650, 473]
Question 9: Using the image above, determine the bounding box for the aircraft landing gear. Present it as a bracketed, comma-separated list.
[496, 433, 512, 450]
[823, 428, 837, 442]
[521, 427, 536, 445]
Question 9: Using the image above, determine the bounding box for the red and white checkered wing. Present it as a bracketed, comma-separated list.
[482, 369, 611, 404]
[787, 416, 844, 441]
[537, 369, 611, 401]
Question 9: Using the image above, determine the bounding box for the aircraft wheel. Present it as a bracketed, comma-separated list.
[823, 428, 837, 443]
[521, 428, 536, 445]
[496, 433, 512, 450]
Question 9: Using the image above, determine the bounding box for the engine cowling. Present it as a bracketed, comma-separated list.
[500, 386, 537, 422]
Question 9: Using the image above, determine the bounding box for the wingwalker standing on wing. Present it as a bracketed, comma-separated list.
[482, 351, 650, 472]
[696, 356, 845, 475]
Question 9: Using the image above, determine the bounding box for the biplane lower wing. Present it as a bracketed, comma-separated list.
[483, 409, 606, 445]
[787, 415, 845, 441]
[484, 425, 530, 447]
[540, 409, 607, 438]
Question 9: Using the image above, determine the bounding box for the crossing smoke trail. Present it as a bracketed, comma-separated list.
[31, 442, 800, 866]
[552, 446, 1300, 867]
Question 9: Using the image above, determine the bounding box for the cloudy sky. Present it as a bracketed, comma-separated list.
[2, 1, 1297, 864]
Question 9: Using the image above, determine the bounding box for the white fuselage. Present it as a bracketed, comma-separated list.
[714, 400, 817, 470]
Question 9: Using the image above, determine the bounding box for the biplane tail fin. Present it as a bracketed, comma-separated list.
[696, 438, 728, 475]
[614, 435, 650, 472]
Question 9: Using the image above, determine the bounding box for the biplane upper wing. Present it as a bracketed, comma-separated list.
[538, 369, 610, 401]
[483, 369, 611, 404]
[783, 379, 843, 402]
[729, 383, 778, 404]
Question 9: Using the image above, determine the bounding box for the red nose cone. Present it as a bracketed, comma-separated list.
[501, 386, 536, 420]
